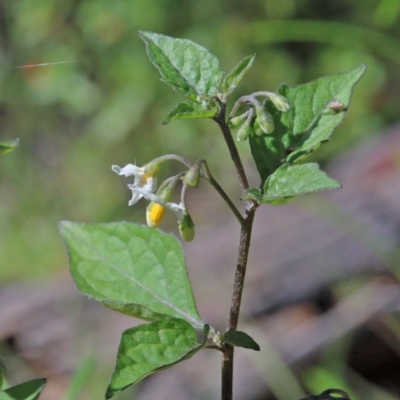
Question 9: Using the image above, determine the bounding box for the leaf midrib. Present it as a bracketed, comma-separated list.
[70, 226, 203, 328]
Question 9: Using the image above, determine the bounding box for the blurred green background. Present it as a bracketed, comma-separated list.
[1, 0, 400, 281]
[1, 0, 400, 399]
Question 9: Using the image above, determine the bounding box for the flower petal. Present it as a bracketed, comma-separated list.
[112, 164, 142, 177]
[128, 187, 144, 205]
[129, 187, 185, 222]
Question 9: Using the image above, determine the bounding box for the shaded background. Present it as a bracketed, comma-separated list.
[1, 0, 400, 399]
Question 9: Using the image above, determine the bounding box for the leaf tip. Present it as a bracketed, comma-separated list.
[58, 220, 73, 234]
[105, 385, 117, 399]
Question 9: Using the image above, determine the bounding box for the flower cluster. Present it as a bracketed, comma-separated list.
[112, 159, 195, 241]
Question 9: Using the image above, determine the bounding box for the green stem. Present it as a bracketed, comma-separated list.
[157, 154, 243, 224]
[201, 161, 244, 225]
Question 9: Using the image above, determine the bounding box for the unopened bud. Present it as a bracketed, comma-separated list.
[236, 120, 253, 142]
[184, 165, 200, 188]
[254, 105, 274, 135]
[228, 112, 248, 129]
[179, 211, 195, 242]
[268, 93, 290, 112]
[253, 118, 264, 137]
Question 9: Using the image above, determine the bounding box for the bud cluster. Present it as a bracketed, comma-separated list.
[228, 91, 290, 142]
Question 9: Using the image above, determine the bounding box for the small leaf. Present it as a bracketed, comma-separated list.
[0, 139, 19, 156]
[221, 54, 256, 96]
[260, 163, 341, 203]
[59, 222, 203, 327]
[162, 101, 219, 125]
[106, 318, 206, 398]
[0, 379, 46, 400]
[249, 65, 366, 182]
[139, 31, 223, 99]
[241, 188, 263, 202]
[224, 329, 260, 351]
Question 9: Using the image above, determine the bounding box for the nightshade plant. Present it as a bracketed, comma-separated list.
[59, 31, 365, 400]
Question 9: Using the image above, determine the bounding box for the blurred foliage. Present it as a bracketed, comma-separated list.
[2, 0, 400, 281]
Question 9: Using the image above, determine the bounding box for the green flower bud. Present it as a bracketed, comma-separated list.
[236, 120, 253, 142]
[268, 93, 290, 112]
[228, 112, 248, 129]
[179, 211, 195, 242]
[252, 118, 263, 136]
[254, 104, 274, 134]
[183, 166, 200, 188]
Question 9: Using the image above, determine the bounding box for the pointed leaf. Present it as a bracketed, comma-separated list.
[0, 139, 19, 156]
[249, 65, 366, 182]
[139, 31, 223, 99]
[0, 379, 46, 400]
[162, 101, 219, 125]
[106, 318, 207, 398]
[259, 163, 341, 203]
[224, 329, 260, 351]
[59, 222, 203, 327]
[221, 54, 256, 96]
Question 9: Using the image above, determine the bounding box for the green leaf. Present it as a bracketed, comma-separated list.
[221, 54, 256, 96]
[139, 31, 223, 99]
[0, 379, 46, 400]
[249, 65, 366, 182]
[0, 360, 6, 391]
[224, 329, 260, 351]
[106, 318, 207, 399]
[259, 163, 341, 203]
[162, 100, 219, 125]
[59, 221, 203, 327]
[0, 139, 19, 156]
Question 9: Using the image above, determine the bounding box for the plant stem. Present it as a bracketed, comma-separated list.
[215, 102, 257, 400]
[154, 154, 243, 224]
[214, 103, 250, 196]
[221, 208, 255, 400]
[201, 161, 244, 225]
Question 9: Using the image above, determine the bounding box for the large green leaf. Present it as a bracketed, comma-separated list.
[249, 65, 366, 183]
[59, 222, 203, 327]
[247, 163, 341, 204]
[106, 318, 207, 399]
[162, 100, 219, 125]
[221, 54, 256, 97]
[0, 379, 46, 400]
[0, 139, 19, 156]
[139, 31, 223, 99]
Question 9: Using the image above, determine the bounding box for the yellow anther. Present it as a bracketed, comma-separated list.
[146, 202, 166, 227]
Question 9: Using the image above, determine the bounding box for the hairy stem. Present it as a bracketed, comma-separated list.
[221, 208, 255, 400]
[215, 102, 257, 400]
[154, 154, 243, 224]
[201, 161, 244, 225]
[214, 103, 249, 196]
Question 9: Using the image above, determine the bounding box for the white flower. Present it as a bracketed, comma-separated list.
[112, 163, 158, 205]
[130, 186, 185, 226]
